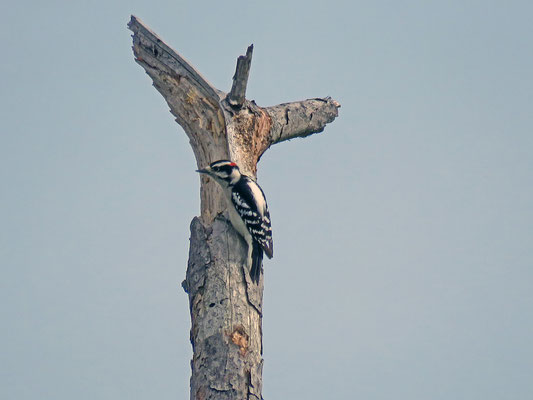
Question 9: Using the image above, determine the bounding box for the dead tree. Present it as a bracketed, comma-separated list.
[128, 16, 340, 400]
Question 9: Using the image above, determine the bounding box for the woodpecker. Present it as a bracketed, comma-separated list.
[196, 160, 273, 283]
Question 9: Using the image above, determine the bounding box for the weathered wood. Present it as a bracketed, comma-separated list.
[128, 15, 339, 400]
[129, 15, 229, 223]
[184, 217, 263, 400]
[265, 97, 341, 145]
[128, 16, 221, 101]
[228, 45, 254, 109]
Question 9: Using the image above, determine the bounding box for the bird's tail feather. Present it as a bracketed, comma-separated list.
[250, 241, 263, 284]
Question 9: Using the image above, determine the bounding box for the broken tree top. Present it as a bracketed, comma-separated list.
[128, 15, 340, 218]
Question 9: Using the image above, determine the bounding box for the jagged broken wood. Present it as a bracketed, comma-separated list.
[128, 15, 340, 400]
[228, 44, 253, 108]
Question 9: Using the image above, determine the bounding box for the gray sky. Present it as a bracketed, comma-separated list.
[1, 1, 532, 399]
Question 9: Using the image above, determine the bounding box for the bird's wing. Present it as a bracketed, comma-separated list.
[231, 179, 273, 258]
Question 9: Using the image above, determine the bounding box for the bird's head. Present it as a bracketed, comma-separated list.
[196, 160, 241, 186]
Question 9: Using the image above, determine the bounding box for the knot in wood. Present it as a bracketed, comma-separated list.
[229, 325, 249, 356]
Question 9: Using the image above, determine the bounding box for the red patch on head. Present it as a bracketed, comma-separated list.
[229, 162, 237, 167]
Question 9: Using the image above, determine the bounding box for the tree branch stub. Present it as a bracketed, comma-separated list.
[227, 44, 254, 109]
[266, 97, 341, 145]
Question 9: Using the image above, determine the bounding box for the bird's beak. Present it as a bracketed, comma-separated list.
[196, 168, 209, 174]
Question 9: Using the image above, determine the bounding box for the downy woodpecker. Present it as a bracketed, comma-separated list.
[196, 160, 273, 283]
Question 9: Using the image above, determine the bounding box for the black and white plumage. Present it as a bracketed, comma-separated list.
[196, 160, 273, 283]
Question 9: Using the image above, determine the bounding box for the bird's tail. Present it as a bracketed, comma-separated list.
[250, 241, 263, 284]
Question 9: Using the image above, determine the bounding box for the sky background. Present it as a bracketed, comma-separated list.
[1, 0, 532, 399]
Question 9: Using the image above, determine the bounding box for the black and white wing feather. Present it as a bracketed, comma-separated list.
[231, 177, 273, 258]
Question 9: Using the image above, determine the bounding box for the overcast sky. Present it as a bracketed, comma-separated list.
[1, 1, 532, 399]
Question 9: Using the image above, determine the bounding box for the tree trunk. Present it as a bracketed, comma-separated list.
[128, 15, 340, 400]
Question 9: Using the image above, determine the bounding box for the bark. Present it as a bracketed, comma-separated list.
[265, 97, 341, 144]
[128, 15, 340, 400]
[184, 217, 263, 400]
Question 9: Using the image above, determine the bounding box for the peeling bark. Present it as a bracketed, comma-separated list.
[128, 15, 339, 400]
